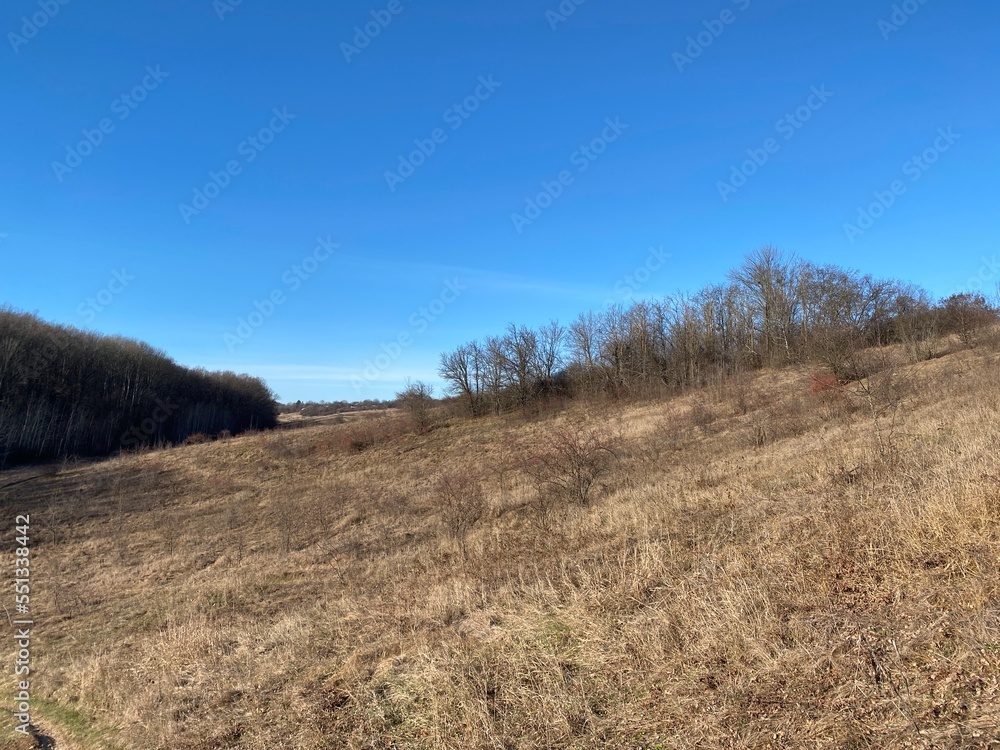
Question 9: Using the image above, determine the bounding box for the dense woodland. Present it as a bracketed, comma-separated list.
[438, 247, 998, 414]
[0, 308, 277, 466]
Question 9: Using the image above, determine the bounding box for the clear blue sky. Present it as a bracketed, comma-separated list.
[2, 0, 997, 401]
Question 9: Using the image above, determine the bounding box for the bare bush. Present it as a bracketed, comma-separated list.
[939, 292, 997, 348]
[396, 380, 435, 433]
[729, 370, 757, 416]
[491, 432, 520, 504]
[435, 472, 486, 556]
[526, 422, 619, 508]
[335, 415, 407, 452]
[808, 371, 857, 421]
[688, 400, 718, 432]
[749, 409, 771, 448]
[808, 371, 843, 396]
[849, 351, 910, 464]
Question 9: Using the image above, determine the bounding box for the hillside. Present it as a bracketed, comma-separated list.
[3, 336, 1000, 748]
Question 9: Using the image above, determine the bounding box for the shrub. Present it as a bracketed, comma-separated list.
[848, 351, 910, 464]
[688, 400, 717, 432]
[526, 422, 618, 508]
[335, 415, 408, 452]
[939, 292, 997, 346]
[809, 371, 842, 395]
[396, 380, 435, 433]
[435, 472, 486, 556]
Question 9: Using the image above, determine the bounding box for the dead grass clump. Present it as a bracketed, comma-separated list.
[688, 399, 718, 432]
[747, 395, 814, 448]
[335, 415, 408, 452]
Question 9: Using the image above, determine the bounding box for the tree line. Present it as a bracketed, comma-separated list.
[0, 308, 277, 466]
[438, 247, 997, 414]
[277, 399, 396, 417]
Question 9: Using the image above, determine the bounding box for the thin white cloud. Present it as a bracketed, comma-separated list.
[342, 255, 612, 302]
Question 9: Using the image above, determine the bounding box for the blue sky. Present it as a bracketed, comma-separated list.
[2, 0, 998, 401]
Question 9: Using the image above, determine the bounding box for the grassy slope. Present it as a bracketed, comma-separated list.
[3, 340, 1000, 749]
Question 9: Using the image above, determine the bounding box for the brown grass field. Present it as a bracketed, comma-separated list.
[3, 337, 1000, 749]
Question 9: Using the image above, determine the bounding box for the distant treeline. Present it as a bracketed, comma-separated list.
[277, 399, 396, 417]
[0, 309, 277, 466]
[439, 247, 998, 414]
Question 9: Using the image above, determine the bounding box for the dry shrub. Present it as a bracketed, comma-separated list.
[979, 323, 1000, 351]
[747, 392, 825, 449]
[749, 409, 771, 448]
[808, 371, 843, 396]
[526, 422, 618, 510]
[335, 415, 407, 452]
[688, 400, 718, 432]
[808, 370, 859, 422]
[183, 432, 210, 445]
[849, 352, 911, 465]
[435, 472, 486, 555]
[396, 380, 435, 433]
[729, 370, 758, 415]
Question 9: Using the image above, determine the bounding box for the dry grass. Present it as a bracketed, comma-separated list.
[3, 342, 1000, 749]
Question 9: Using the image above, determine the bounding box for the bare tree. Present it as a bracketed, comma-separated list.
[439, 342, 484, 415]
[396, 380, 435, 432]
[500, 323, 540, 408]
[535, 320, 566, 383]
[728, 246, 803, 365]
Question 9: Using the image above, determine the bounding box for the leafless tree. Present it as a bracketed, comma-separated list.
[396, 380, 435, 432]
